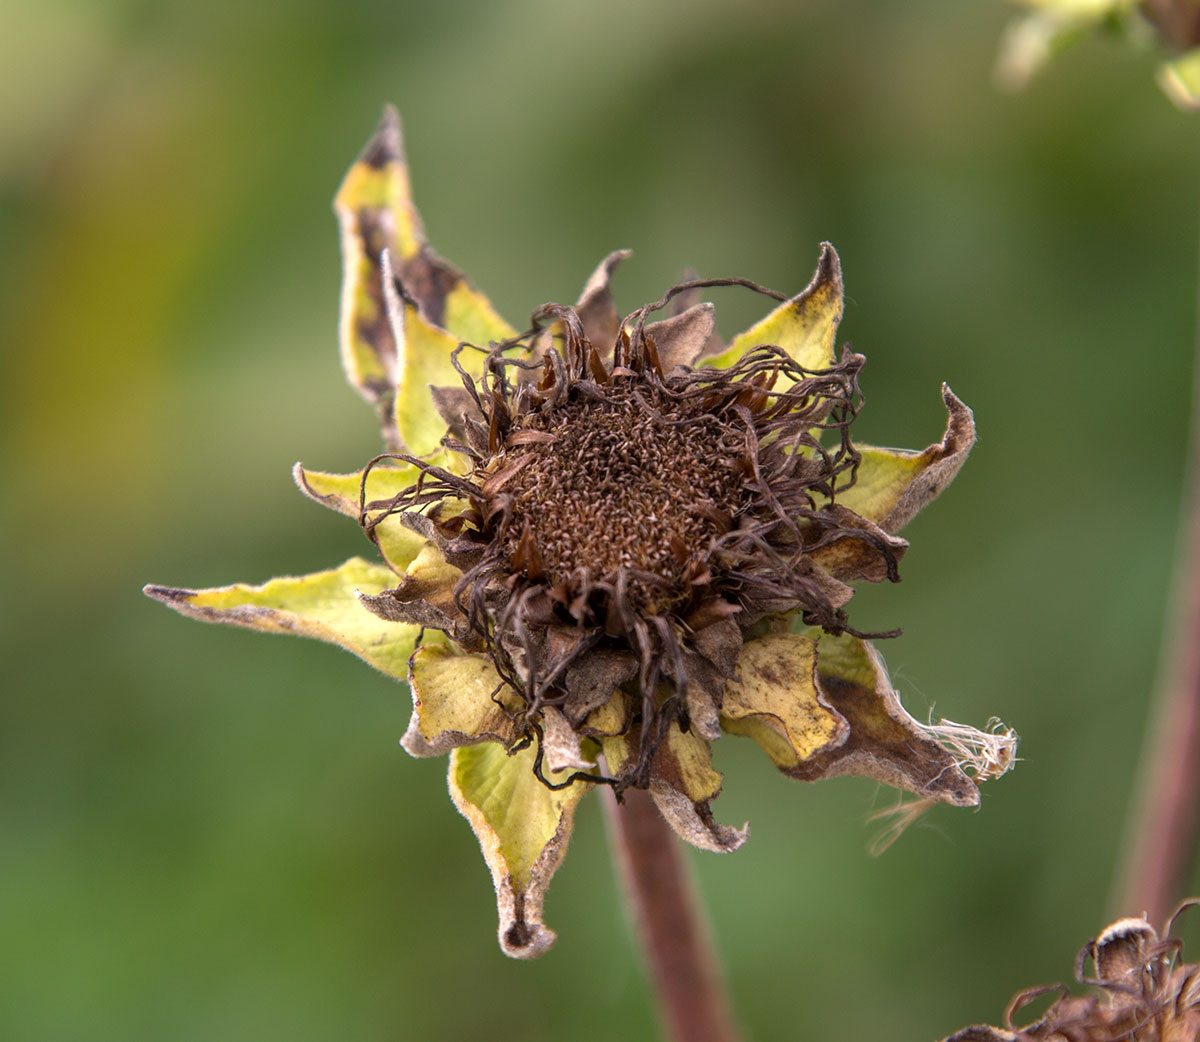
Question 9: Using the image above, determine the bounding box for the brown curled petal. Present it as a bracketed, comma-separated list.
[691, 618, 743, 678]
[644, 302, 717, 372]
[399, 509, 486, 571]
[565, 652, 639, 728]
[808, 505, 910, 584]
[356, 542, 467, 638]
[481, 454, 535, 497]
[505, 429, 559, 446]
[575, 249, 632, 352]
[939, 1028, 1019, 1042]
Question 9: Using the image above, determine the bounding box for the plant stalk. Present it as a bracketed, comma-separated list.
[1114, 210, 1200, 926]
[602, 784, 742, 1042]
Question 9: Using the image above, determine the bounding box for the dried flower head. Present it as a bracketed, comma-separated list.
[943, 900, 1200, 1042]
[145, 108, 1016, 958]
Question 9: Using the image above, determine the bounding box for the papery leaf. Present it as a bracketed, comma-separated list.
[720, 633, 848, 768]
[787, 632, 980, 807]
[835, 385, 975, 534]
[449, 741, 589, 959]
[400, 644, 520, 756]
[293, 461, 427, 571]
[705, 242, 842, 372]
[334, 107, 515, 428]
[144, 557, 421, 680]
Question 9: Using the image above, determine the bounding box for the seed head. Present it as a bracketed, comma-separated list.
[361, 273, 908, 792]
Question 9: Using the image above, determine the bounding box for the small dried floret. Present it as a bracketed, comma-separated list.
[942, 900, 1200, 1042]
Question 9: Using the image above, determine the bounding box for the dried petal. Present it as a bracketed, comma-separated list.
[143, 558, 422, 680]
[786, 632, 980, 807]
[706, 242, 842, 373]
[808, 505, 909, 584]
[644, 302, 716, 372]
[575, 249, 631, 350]
[540, 706, 596, 773]
[358, 543, 466, 639]
[448, 741, 589, 958]
[401, 644, 520, 756]
[941, 1028, 1018, 1042]
[293, 460, 428, 571]
[720, 633, 848, 768]
[835, 385, 975, 534]
[333, 106, 514, 417]
[604, 721, 748, 853]
[563, 650, 639, 727]
[1091, 916, 1158, 986]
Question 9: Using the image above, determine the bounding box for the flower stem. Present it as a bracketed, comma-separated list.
[602, 785, 743, 1042]
[1114, 213, 1200, 925]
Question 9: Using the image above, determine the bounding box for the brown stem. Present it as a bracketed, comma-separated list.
[1114, 218, 1200, 925]
[602, 784, 742, 1042]
[1116, 469, 1200, 924]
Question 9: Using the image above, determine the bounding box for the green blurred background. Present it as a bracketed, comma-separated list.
[3, 0, 1199, 1038]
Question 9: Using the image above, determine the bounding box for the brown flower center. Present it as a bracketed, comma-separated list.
[499, 384, 745, 615]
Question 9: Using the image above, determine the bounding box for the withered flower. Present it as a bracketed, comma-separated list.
[145, 108, 1015, 958]
[943, 901, 1200, 1041]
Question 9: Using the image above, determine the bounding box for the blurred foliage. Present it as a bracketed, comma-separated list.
[2, 0, 1199, 1039]
[996, 0, 1200, 109]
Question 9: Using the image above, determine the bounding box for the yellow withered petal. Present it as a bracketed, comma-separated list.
[720, 633, 848, 768]
[143, 557, 422, 680]
[789, 631, 980, 807]
[402, 644, 520, 757]
[705, 242, 843, 373]
[449, 741, 589, 958]
[334, 106, 516, 429]
[834, 384, 976, 534]
[293, 460, 429, 572]
[390, 290, 485, 456]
